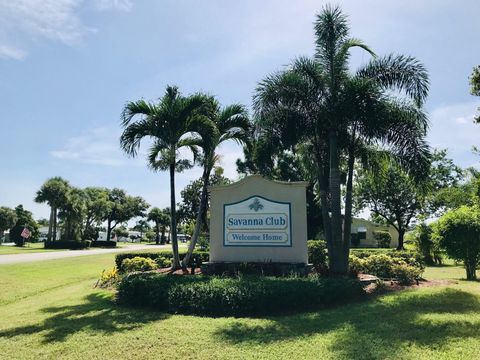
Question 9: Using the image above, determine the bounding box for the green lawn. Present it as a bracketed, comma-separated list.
[0, 242, 61, 255]
[0, 254, 479, 359]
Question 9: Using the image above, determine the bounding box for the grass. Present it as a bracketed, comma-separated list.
[0, 254, 479, 359]
[0, 242, 61, 255]
[0, 241, 181, 255]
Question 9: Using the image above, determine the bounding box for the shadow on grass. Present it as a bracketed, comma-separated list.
[0, 293, 168, 343]
[216, 288, 480, 359]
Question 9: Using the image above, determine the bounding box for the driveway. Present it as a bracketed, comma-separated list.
[0, 244, 173, 265]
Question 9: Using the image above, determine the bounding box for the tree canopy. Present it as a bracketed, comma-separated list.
[251, 4, 429, 273]
[120, 85, 215, 268]
[470, 65, 480, 123]
[0, 206, 17, 240]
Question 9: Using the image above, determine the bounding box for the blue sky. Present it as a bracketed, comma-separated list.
[1, 0, 480, 219]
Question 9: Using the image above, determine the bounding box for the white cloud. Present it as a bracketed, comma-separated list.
[94, 0, 132, 12]
[454, 116, 470, 124]
[50, 126, 129, 166]
[427, 100, 480, 167]
[216, 142, 244, 181]
[0, 0, 132, 60]
[0, 45, 27, 60]
[0, 1, 91, 45]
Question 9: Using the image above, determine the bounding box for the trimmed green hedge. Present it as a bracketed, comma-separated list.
[117, 273, 365, 317]
[44, 240, 90, 249]
[91, 240, 117, 248]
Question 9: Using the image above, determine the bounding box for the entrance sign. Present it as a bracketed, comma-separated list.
[224, 196, 292, 247]
[209, 175, 308, 264]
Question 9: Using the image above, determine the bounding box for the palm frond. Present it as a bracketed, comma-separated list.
[121, 100, 157, 127]
[357, 54, 429, 106]
[119, 119, 153, 157]
[314, 4, 350, 66]
[147, 141, 172, 171]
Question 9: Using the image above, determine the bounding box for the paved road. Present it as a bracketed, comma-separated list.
[0, 244, 172, 265]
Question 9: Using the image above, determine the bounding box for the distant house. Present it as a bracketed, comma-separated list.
[38, 226, 61, 242]
[350, 218, 399, 248]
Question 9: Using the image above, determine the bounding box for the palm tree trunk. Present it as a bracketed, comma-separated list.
[161, 227, 166, 244]
[155, 222, 160, 245]
[328, 131, 347, 274]
[53, 207, 57, 241]
[342, 142, 355, 266]
[170, 163, 181, 269]
[318, 170, 332, 255]
[182, 166, 211, 269]
[47, 207, 53, 242]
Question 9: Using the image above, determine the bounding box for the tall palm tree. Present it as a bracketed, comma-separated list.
[34, 177, 70, 241]
[182, 98, 250, 268]
[120, 86, 214, 268]
[255, 5, 429, 273]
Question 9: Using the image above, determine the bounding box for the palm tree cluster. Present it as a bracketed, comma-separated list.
[120, 86, 250, 269]
[35, 178, 149, 242]
[120, 5, 431, 274]
[252, 5, 430, 272]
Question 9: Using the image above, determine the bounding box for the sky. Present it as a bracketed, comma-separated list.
[0, 0, 480, 220]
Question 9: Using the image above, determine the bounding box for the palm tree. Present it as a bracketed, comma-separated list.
[34, 177, 70, 241]
[148, 207, 170, 244]
[120, 86, 214, 269]
[182, 98, 250, 268]
[254, 5, 430, 273]
[58, 187, 85, 241]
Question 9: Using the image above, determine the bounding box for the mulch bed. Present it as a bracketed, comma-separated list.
[157, 267, 202, 275]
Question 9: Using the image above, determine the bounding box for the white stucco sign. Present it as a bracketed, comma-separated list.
[209, 175, 308, 263]
[224, 196, 292, 247]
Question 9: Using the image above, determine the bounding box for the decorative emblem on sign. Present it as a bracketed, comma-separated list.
[248, 198, 264, 212]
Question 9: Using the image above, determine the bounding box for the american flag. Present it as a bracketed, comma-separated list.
[21, 227, 31, 239]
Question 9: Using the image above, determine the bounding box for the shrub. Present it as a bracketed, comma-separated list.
[391, 263, 422, 285]
[115, 250, 209, 271]
[362, 254, 396, 278]
[90, 240, 117, 248]
[433, 206, 480, 280]
[155, 256, 171, 268]
[121, 257, 158, 273]
[412, 222, 444, 265]
[117, 273, 365, 317]
[373, 231, 391, 248]
[350, 249, 424, 268]
[349, 252, 424, 282]
[307, 240, 328, 273]
[97, 267, 120, 288]
[44, 240, 89, 249]
[116, 252, 169, 269]
[197, 236, 210, 251]
[348, 255, 365, 277]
